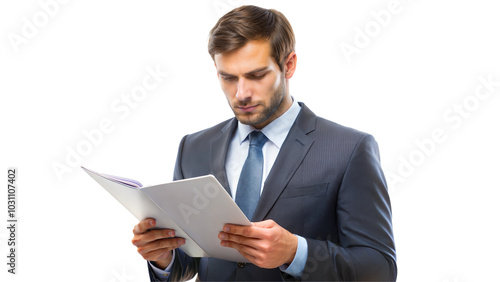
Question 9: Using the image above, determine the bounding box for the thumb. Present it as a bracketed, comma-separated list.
[252, 219, 276, 228]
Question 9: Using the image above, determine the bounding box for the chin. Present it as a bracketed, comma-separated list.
[236, 114, 263, 126]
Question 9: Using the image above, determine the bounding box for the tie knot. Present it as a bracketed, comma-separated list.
[249, 131, 268, 148]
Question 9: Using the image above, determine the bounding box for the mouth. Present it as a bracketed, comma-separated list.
[236, 104, 259, 113]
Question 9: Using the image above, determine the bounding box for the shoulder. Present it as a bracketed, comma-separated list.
[317, 116, 368, 138]
[315, 116, 379, 158]
[296, 103, 381, 165]
[181, 118, 235, 146]
[298, 103, 373, 144]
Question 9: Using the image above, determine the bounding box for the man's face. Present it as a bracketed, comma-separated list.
[214, 40, 292, 129]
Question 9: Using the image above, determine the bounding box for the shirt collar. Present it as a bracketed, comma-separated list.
[236, 99, 301, 149]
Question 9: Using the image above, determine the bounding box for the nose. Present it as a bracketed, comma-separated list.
[235, 78, 251, 101]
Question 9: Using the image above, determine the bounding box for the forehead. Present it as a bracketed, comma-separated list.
[214, 40, 277, 74]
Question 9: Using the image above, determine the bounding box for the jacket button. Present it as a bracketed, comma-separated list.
[237, 262, 246, 268]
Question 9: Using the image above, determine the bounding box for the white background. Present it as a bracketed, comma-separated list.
[1, 0, 499, 281]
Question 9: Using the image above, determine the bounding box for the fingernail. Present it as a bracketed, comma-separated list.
[219, 233, 226, 239]
[224, 226, 229, 232]
[168, 231, 175, 237]
[221, 241, 227, 247]
[178, 239, 185, 245]
[149, 220, 154, 226]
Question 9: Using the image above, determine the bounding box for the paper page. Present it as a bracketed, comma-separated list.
[83, 167, 143, 188]
[82, 167, 208, 257]
[141, 175, 251, 262]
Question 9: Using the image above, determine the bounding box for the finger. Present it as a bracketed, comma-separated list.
[251, 219, 275, 228]
[133, 218, 156, 234]
[218, 231, 260, 246]
[137, 237, 186, 256]
[220, 238, 258, 257]
[132, 229, 177, 247]
[222, 224, 259, 238]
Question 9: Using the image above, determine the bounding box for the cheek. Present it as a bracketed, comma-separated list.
[220, 82, 236, 99]
[265, 73, 281, 92]
[249, 76, 280, 101]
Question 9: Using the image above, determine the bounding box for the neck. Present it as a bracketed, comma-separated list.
[253, 93, 293, 129]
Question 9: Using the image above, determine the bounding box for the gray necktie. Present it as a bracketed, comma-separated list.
[235, 131, 268, 220]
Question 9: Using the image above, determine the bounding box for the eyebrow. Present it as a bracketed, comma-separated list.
[218, 66, 270, 77]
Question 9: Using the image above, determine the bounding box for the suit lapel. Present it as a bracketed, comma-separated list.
[210, 119, 238, 197]
[252, 103, 316, 221]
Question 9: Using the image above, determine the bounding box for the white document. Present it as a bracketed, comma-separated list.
[82, 167, 251, 262]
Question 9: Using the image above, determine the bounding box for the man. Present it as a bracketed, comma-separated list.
[132, 5, 396, 281]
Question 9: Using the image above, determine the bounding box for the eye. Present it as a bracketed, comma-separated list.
[248, 74, 266, 80]
[221, 75, 237, 82]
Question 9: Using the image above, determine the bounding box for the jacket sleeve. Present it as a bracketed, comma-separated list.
[302, 134, 397, 281]
[147, 249, 200, 282]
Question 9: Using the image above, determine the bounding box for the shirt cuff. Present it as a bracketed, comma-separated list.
[279, 235, 308, 277]
[148, 250, 176, 281]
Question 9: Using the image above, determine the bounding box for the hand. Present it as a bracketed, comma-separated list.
[131, 218, 185, 269]
[218, 219, 298, 269]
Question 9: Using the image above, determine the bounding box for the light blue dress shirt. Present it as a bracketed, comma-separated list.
[151, 100, 307, 279]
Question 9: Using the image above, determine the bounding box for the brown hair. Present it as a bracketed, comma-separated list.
[208, 5, 295, 72]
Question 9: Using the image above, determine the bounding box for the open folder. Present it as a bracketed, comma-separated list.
[82, 166, 251, 262]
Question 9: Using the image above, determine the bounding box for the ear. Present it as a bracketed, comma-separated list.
[283, 52, 297, 79]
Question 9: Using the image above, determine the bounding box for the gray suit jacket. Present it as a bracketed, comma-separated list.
[149, 103, 397, 281]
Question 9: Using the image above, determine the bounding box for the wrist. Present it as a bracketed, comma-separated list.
[286, 234, 298, 264]
[152, 250, 173, 269]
